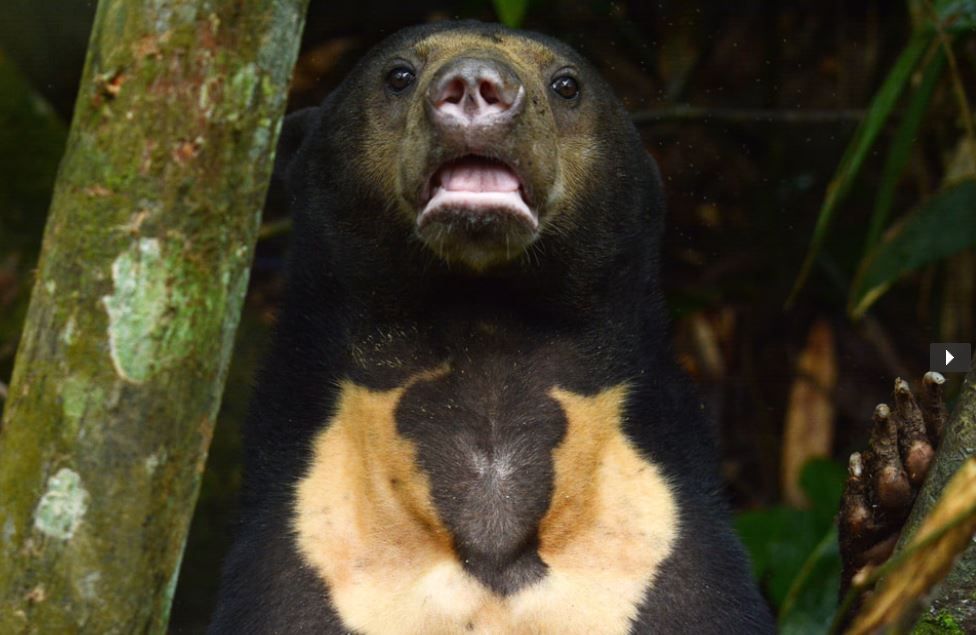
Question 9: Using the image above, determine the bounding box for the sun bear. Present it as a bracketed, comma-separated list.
[210, 21, 775, 634]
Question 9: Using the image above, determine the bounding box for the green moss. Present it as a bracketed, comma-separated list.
[914, 611, 966, 634]
[226, 63, 259, 122]
[249, 121, 271, 161]
[60, 376, 91, 432]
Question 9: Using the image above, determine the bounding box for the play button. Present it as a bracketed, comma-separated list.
[931, 343, 971, 373]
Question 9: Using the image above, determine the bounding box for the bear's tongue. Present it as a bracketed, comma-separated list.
[436, 157, 520, 193]
[419, 155, 536, 233]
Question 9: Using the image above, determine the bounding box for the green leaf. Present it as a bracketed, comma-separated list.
[865, 46, 946, 251]
[737, 458, 845, 631]
[777, 460, 845, 632]
[493, 0, 529, 28]
[850, 179, 976, 318]
[779, 527, 841, 635]
[799, 458, 846, 522]
[788, 33, 932, 305]
[0, 50, 67, 245]
[737, 507, 824, 607]
[0, 50, 67, 393]
[909, 0, 976, 32]
[932, 0, 976, 30]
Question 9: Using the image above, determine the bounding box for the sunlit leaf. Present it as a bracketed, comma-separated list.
[788, 33, 932, 305]
[850, 179, 976, 318]
[865, 47, 946, 251]
[493, 0, 529, 28]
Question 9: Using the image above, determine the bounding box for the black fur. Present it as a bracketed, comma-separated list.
[211, 21, 774, 634]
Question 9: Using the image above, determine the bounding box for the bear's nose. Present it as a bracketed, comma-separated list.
[428, 57, 524, 127]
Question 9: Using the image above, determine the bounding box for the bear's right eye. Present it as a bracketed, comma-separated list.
[386, 66, 416, 93]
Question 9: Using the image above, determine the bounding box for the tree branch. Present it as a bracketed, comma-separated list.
[630, 106, 865, 126]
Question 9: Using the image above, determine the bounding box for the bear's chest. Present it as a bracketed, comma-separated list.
[292, 361, 680, 635]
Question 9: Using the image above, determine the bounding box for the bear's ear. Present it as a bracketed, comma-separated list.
[274, 106, 318, 177]
[265, 107, 318, 216]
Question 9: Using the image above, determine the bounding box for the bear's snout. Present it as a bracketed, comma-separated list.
[427, 57, 525, 132]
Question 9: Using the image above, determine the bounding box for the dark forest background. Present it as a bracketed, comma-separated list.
[1, 1, 974, 632]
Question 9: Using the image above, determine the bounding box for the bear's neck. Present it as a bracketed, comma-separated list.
[339, 274, 656, 390]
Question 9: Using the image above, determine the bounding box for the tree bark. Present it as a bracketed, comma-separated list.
[900, 360, 976, 632]
[0, 0, 308, 632]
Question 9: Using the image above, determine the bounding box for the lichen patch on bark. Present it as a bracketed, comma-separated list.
[33, 468, 89, 541]
[61, 316, 76, 345]
[102, 236, 202, 383]
[77, 572, 101, 602]
[144, 450, 167, 475]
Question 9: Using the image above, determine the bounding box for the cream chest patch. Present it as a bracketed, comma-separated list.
[292, 376, 679, 634]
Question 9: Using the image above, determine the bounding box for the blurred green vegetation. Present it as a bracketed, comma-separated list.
[737, 459, 846, 633]
[492, 0, 529, 27]
[1, 1, 974, 633]
[791, 0, 976, 318]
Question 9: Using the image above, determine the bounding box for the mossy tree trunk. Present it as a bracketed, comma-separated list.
[0, 0, 308, 631]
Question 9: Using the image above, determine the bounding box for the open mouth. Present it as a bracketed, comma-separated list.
[418, 155, 537, 231]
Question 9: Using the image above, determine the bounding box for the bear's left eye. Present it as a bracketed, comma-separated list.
[386, 66, 416, 93]
[551, 75, 580, 100]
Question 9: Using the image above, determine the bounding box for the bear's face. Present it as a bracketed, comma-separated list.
[299, 22, 651, 274]
[369, 29, 600, 270]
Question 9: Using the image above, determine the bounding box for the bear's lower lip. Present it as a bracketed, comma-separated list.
[418, 189, 537, 231]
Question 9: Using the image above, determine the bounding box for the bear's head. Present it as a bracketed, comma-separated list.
[276, 21, 664, 301]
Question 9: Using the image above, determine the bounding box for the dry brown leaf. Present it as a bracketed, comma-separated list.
[782, 319, 837, 507]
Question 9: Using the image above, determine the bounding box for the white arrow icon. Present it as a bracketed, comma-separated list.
[946, 350, 955, 366]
